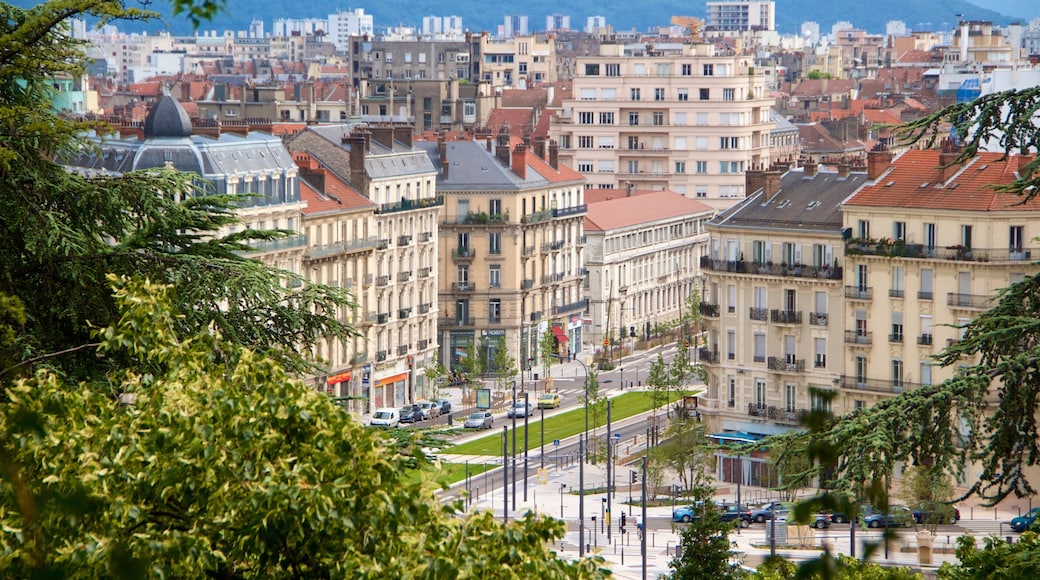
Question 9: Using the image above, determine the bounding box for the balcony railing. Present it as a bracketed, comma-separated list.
[399, 307, 411, 319]
[748, 404, 807, 424]
[376, 239, 390, 250]
[363, 273, 373, 287]
[376, 275, 391, 287]
[522, 279, 534, 290]
[749, 307, 768, 321]
[542, 273, 565, 284]
[376, 350, 387, 362]
[397, 344, 410, 356]
[699, 256, 843, 281]
[809, 312, 828, 326]
[522, 246, 535, 257]
[770, 309, 803, 324]
[551, 204, 588, 219]
[419, 303, 431, 314]
[700, 303, 720, 317]
[453, 282, 475, 292]
[844, 330, 872, 345]
[397, 271, 411, 282]
[438, 317, 474, 327]
[350, 352, 367, 365]
[840, 375, 922, 394]
[417, 339, 429, 350]
[419, 231, 433, 243]
[846, 239, 1037, 263]
[845, 286, 873, 300]
[947, 293, 992, 310]
[698, 349, 720, 364]
[242, 234, 308, 254]
[397, 235, 412, 247]
[767, 356, 805, 373]
[553, 299, 588, 316]
[419, 267, 431, 278]
[530, 311, 541, 322]
[375, 195, 444, 215]
[889, 289, 905, 298]
[452, 247, 475, 260]
[889, 333, 904, 343]
[918, 291, 934, 300]
[917, 334, 933, 345]
[377, 313, 390, 324]
[520, 209, 554, 224]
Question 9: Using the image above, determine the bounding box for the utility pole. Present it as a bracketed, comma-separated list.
[523, 391, 529, 502]
[641, 454, 647, 580]
[579, 433, 585, 557]
[502, 426, 508, 523]
[606, 399, 613, 544]
[511, 380, 517, 510]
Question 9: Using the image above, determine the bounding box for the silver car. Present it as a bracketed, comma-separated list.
[464, 411, 493, 429]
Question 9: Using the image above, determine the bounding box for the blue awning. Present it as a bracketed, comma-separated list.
[709, 431, 764, 444]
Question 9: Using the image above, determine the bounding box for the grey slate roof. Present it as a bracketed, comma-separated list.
[416, 140, 549, 191]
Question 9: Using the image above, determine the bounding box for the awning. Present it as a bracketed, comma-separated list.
[327, 370, 352, 386]
[551, 326, 568, 342]
[709, 431, 764, 444]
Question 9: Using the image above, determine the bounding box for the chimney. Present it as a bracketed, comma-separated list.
[938, 138, 963, 184]
[804, 159, 819, 177]
[837, 162, 851, 178]
[867, 142, 894, 180]
[394, 125, 412, 148]
[764, 167, 782, 196]
[511, 144, 527, 179]
[745, 164, 765, 195]
[548, 139, 559, 169]
[495, 127, 510, 166]
[347, 132, 369, 195]
[533, 136, 546, 159]
[1017, 153, 1036, 176]
[370, 126, 395, 149]
[437, 132, 448, 179]
[486, 136, 493, 152]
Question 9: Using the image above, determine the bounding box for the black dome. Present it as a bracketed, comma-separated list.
[142, 95, 192, 138]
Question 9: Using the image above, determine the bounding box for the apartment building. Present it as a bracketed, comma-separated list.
[287, 124, 442, 412]
[839, 144, 1040, 422]
[476, 33, 558, 89]
[347, 35, 474, 83]
[705, 1, 776, 33]
[418, 132, 586, 376]
[550, 41, 774, 211]
[698, 162, 862, 457]
[583, 190, 714, 357]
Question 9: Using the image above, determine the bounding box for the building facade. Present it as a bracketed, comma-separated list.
[550, 41, 774, 210]
[418, 133, 586, 378]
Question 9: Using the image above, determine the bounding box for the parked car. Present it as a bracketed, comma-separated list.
[672, 502, 706, 523]
[399, 404, 423, 424]
[537, 392, 561, 409]
[809, 513, 832, 529]
[507, 401, 535, 418]
[464, 410, 494, 430]
[912, 505, 961, 525]
[749, 501, 793, 523]
[418, 400, 440, 419]
[369, 407, 400, 428]
[1011, 507, 1040, 532]
[435, 398, 452, 415]
[719, 504, 752, 527]
[864, 505, 914, 528]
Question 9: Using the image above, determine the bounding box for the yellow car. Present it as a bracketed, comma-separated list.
[536, 392, 561, 409]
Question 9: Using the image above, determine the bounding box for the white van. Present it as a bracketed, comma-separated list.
[370, 407, 400, 428]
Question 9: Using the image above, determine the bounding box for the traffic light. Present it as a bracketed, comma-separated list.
[629, 326, 636, 337]
[621, 512, 627, 530]
[630, 470, 638, 484]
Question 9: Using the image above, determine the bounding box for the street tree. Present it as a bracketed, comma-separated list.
[0, 276, 609, 578]
[539, 328, 559, 379]
[899, 465, 955, 530]
[488, 335, 518, 393]
[666, 485, 745, 580]
[655, 416, 715, 493]
[0, 0, 357, 383]
[646, 353, 672, 415]
[937, 532, 1040, 579]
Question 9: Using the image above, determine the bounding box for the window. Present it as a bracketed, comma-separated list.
[489, 232, 501, 255]
[891, 312, 903, 342]
[577, 162, 593, 172]
[814, 337, 826, 368]
[674, 112, 687, 125]
[920, 363, 932, 385]
[677, 88, 689, 101]
[920, 314, 933, 344]
[727, 376, 735, 406]
[727, 285, 736, 313]
[699, 88, 710, 100]
[696, 161, 707, 174]
[489, 199, 502, 216]
[489, 299, 501, 322]
[919, 268, 934, 299]
[654, 88, 665, 101]
[606, 63, 620, 76]
[810, 390, 832, 413]
[753, 333, 765, 363]
[599, 112, 614, 124]
[630, 88, 641, 100]
[857, 219, 870, 239]
[578, 135, 594, 148]
[814, 291, 826, 315]
[457, 231, 469, 250]
[628, 112, 639, 125]
[855, 355, 867, 383]
[893, 221, 906, 241]
[489, 265, 501, 288]
[855, 400, 865, 411]
[584, 63, 600, 76]
[891, 266, 905, 297]
[674, 161, 686, 174]
[892, 359, 904, 388]
[785, 384, 796, 413]
[653, 112, 664, 126]
[961, 225, 973, 249]
[924, 223, 936, 251]
[578, 112, 594, 124]
[681, 63, 692, 76]
[723, 88, 735, 101]
[727, 330, 735, 360]
[457, 264, 469, 283]
[627, 135, 640, 149]
[755, 380, 766, 408]
[855, 264, 868, 291]
[703, 63, 714, 76]
[1010, 225, 1024, 251]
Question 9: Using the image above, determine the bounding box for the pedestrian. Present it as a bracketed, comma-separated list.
[635, 514, 644, 539]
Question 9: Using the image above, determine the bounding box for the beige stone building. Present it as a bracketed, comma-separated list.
[583, 189, 714, 362]
[698, 163, 862, 471]
[549, 41, 774, 211]
[417, 133, 586, 378]
[477, 33, 558, 89]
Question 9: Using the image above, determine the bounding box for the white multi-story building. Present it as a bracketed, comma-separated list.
[503, 15, 529, 38]
[546, 14, 571, 33]
[586, 16, 609, 35]
[550, 41, 774, 211]
[706, 1, 775, 33]
[328, 9, 375, 53]
[422, 16, 464, 37]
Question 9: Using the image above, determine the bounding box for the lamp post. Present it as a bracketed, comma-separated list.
[553, 352, 590, 558]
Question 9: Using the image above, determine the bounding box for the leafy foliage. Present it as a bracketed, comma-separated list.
[666, 488, 745, 580]
[937, 532, 1040, 579]
[0, 277, 609, 578]
[750, 554, 921, 579]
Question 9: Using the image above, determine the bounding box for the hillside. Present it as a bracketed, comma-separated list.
[9, 0, 1020, 37]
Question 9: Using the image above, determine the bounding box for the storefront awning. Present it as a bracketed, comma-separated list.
[327, 370, 352, 386]
[709, 431, 763, 444]
[551, 326, 568, 342]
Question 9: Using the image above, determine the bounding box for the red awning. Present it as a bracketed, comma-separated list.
[551, 326, 569, 342]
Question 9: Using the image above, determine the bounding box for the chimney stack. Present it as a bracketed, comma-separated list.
[745, 164, 765, 195]
[511, 144, 527, 179]
[347, 131, 370, 195]
[370, 126, 395, 149]
[837, 162, 851, 178]
[533, 136, 546, 159]
[548, 139, 559, 169]
[938, 138, 963, 184]
[867, 142, 894, 180]
[496, 127, 510, 166]
[438, 132, 448, 179]
[764, 166, 782, 196]
[803, 160, 819, 177]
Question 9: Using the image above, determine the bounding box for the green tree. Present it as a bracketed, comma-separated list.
[0, 276, 609, 578]
[539, 328, 559, 378]
[0, 1, 357, 383]
[899, 465, 955, 530]
[937, 532, 1040, 579]
[488, 335, 518, 393]
[750, 554, 922, 579]
[646, 353, 671, 415]
[656, 416, 715, 493]
[666, 487, 745, 580]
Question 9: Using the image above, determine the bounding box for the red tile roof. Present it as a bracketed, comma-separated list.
[524, 149, 584, 184]
[584, 190, 714, 231]
[846, 149, 1040, 211]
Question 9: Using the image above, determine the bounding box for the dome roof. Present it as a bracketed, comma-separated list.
[142, 94, 192, 138]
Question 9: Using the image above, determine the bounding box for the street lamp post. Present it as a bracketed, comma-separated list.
[553, 353, 590, 558]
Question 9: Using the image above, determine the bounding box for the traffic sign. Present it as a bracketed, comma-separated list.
[603, 338, 609, 346]
[553, 439, 561, 447]
[613, 433, 621, 440]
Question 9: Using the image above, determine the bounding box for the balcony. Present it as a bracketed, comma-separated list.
[375, 195, 444, 215]
[770, 309, 803, 325]
[767, 356, 805, 373]
[399, 307, 411, 319]
[488, 316, 502, 324]
[419, 267, 431, 279]
[699, 256, 843, 281]
[362, 273, 373, 287]
[522, 246, 535, 257]
[242, 234, 308, 255]
[699, 303, 720, 317]
[417, 339, 429, 350]
[809, 312, 828, 326]
[846, 239, 1037, 263]
[551, 204, 588, 219]
[889, 333, 904, 343]
[918, 291, 934, 300]
[947, 293, 992, 310]
[376, 350, 387, 362]
[840, 375, 922, 394]
[376, 275, 391, 287]
[844, 330, 872, 345]
[522, 279, 534, 290]
[438, 317, 474, 327]
[748, 404, 807, 425]
[698, 348, 720, 364]
[542, 273, 565, 284]
[917, 334, 933, 346]
[376, 239, 390, 250]
[397, 235, 412, 247]
[845, 286, 873, 300]
[397, 271, 412, 282]
[749, 307, 768, 321]
[397, 344, 410, 356]
[553, 299, 588, 316]
[377, 312, 390, 324]
[889, 289, 905, 298]
[350, 352, 367, 365]
[452, 247, 475, 260]
[419, 303, 432, 314]
[453, 282, 476, 292]
[419, 231, 433, 243]
[530, 311, 541, 322]
[520, 209, 554, 224]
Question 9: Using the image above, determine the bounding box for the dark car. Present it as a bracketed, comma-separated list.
[912, 506, 961, 525]
[399, 404, 423, 423]
[749, 501, 792, 523]
[719, 504, 752, 528]
[864, 506, 914, 528]
[1010, 507, 1040, 532]
[435, 398, 452, 415]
